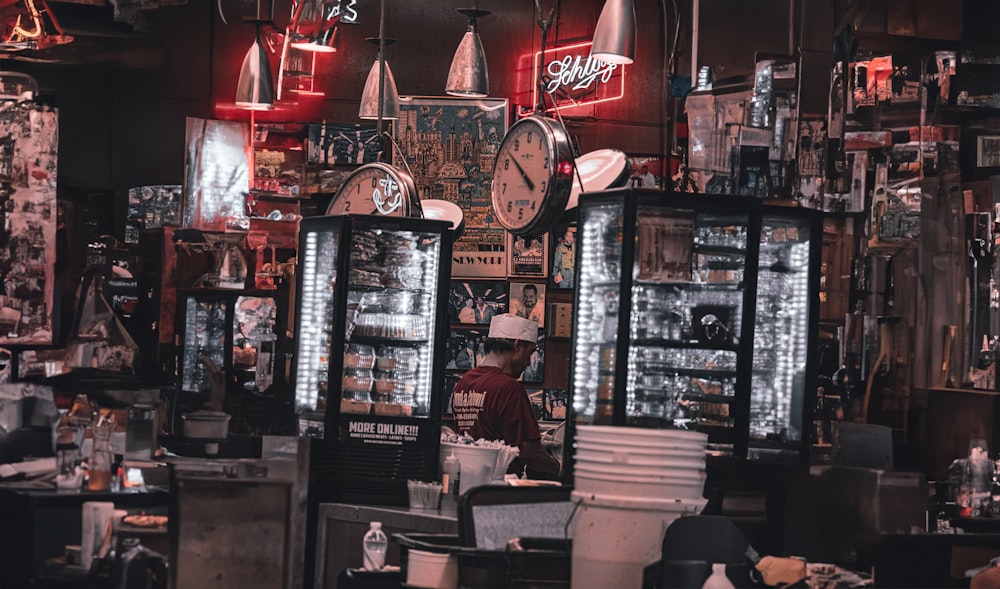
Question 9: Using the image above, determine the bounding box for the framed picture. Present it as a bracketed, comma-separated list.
[445, 327, 488, 370]
[544, 389, 569, 421]
[509, 281, 546, 327]
[126, 185, 182, 244]
[548, 303, 572, 339]
[549, 220, 576, 289]
[448, 281, 507, 325]
[442, 372, 462, 415]
[978, 135, 1000, 168]
[626, 154, 668, 189]
[393, 96, 510, 278]
[307, 122, 381, 167]
[508, 233, 548, 278]
[521, 333, 545, 383]
[526, 388, 545, 420]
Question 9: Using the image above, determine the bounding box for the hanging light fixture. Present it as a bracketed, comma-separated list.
[289, 0, 340, 53]
[445, 8, 489, 98]
[358, 0, 400, 121]
[0, 0, 73, 52]
[591, 0, 636, 65]
[235, 0, 275, 110]
[235, 19, 275, 109]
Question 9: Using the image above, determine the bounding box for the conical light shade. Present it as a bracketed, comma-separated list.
[358, 57, 400, 120]
[290, 25, 339, 53]
[591, 0, 636, 65]
[446, 13, 489, 97]
[235, 28, 275, 110]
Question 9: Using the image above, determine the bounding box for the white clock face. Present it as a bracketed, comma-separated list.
[493, 118, 552, 230]
[328, 163, 411, 217]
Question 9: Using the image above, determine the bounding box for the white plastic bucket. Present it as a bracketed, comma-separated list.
[440, 442, 506, 495]
[569, 491, 707, 589]
[575, 424, 708, 446]
[573, 468, 706, 500]
[575, 447, 706, 469]
[406, 549, 458, 589]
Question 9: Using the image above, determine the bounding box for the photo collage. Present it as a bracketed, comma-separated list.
[444, 217, 576, 422]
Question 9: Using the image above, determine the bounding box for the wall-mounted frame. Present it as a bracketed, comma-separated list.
[448, 280, 507, 325]
[548, 303, 572, 339]
[626, 154, 668, 189]
[508, 233, 547, 278]
[509, 281, 546, 327]
[977, 135, 1000, 168]
[393, 96, 509, 278]
[549, 220, 576, 289]
[445, 327, 487, 371]
[521, 333, 545, 383]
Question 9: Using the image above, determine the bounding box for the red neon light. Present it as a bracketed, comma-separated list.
[529, 40, 626, 113]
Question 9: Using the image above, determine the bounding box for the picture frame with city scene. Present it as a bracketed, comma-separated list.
[393, 96, 510, 278]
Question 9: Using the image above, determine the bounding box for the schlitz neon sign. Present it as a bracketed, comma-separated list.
[529, 40, 626, 112]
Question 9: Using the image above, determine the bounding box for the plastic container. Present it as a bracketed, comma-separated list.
[569, 491, 707, 589]
[394, 533, 460, 589]
[363, 521, 388, 571]
[443, 452, 461, 498]
[439, 442, 511, 495]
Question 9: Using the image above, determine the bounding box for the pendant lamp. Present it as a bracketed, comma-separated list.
[358, 0, 399, 121]
[445, 8, 490, 98]
[235, 19, 275, 110]
[591, 0, 636, 65]
[358, 50, 400, 120]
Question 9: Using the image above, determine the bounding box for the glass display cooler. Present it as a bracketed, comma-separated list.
[569, 188, 821, 463]
[293, 214, 453, 505]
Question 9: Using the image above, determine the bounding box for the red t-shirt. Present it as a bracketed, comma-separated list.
[451, 366, 541, 447]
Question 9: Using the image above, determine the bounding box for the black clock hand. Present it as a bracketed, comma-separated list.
[510, 157, 535, 191]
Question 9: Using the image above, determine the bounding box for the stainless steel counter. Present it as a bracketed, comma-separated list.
[315, 502, 459, 589]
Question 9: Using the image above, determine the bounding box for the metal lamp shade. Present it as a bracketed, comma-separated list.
[591, 0, 636, 65]
[235, 30, 275, 110]
[358, 57, 400, 120]
[290, 25, 339, 53]
[446, 28, 489, 97]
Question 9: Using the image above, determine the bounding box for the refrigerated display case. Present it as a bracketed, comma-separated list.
[293, 214, 453, 505]
[569, 188, 820, 463]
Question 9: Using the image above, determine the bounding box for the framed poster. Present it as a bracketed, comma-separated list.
[448, 280, 507, 325]
[393, 97, 509, 278]
[626, 154, 667, 189]
[126, 185, 182, 244]
[509, 282, 545, 327]
[977, 136, 1000, 168]
[445, 327, 487, 370]
[549, 220, 576, 289]
[307, 122, 381, 167]
[521, 333, 545, 383]
[508, 233, 547, 278]
[544, 389, 568, 420]
[548, 303, 572, 339]
[526, 388, 545, 420]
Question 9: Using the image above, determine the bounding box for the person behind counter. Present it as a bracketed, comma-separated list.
[450, 314, 561, 479]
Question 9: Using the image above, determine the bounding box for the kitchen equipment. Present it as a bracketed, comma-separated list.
[181, 410, 230, 440]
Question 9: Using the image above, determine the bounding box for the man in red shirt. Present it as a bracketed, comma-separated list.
[451, 314, 560, 479]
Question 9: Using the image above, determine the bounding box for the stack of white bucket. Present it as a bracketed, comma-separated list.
[570, 425, 709, 589]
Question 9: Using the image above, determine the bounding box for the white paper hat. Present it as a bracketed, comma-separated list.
[488, 314, 538, 343]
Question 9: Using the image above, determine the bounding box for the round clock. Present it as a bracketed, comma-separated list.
[491, 114, 575, 236]
[327, 162, 420, 217]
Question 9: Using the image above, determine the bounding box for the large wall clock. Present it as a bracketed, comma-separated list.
[491, 114, 575, 236]
[327, 162, 420, 217]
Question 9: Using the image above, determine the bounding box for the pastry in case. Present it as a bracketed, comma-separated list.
[344, 343, 376, 369]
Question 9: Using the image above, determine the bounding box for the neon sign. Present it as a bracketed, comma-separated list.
[332, 0, 358, 24]
[529, 40, 626, 112]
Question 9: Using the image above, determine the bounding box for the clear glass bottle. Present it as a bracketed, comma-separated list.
[88, 418, 114, 492]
